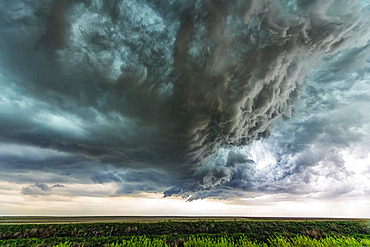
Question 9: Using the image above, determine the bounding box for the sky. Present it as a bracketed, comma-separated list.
[0, 0, 369, 217]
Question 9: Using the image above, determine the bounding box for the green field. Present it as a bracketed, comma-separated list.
[0, 217, 369, 246]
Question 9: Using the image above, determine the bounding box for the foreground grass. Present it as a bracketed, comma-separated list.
[52, 235, 370, 247]
[1, 220, 369, 246]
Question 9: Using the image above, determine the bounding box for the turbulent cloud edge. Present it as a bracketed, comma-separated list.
[0, 0, 369, 200]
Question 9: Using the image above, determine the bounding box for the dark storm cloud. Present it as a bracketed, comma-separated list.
[0, 0, 369, 200]
[21, 183, 64, 196]
[165, 44, 370, 200]
[0, 143, 174, 196]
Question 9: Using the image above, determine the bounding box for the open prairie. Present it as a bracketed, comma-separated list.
[1, 217, 369, 246]
[1, 216, 368, 224]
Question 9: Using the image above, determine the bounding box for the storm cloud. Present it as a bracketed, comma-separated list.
[0, 0, 369, 201]
[21, 183, 64, 196]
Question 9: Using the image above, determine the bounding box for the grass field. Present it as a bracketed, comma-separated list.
[0, 217, 369, 246]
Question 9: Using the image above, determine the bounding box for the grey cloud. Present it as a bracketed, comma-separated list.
[90, 169, 172, 190]
[1, 0, 366, 163]
[22, 183, 65, 196]
[0, 0, 369, 200]
[166, 43, 370, 200]
[0, 143, 176, 196]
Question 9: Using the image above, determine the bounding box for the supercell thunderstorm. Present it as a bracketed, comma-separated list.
[0, 0, 369, 200]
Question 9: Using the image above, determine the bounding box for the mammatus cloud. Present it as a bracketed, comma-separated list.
[0, 0, 369, 200]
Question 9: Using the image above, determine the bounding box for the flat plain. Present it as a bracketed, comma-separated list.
[1, 216, 368, 224]
[1, 216, 369, 246]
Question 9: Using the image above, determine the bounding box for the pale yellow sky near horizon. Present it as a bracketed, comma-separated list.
[1, 181, 369, 218]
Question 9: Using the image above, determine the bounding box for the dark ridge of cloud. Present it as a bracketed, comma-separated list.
[166, 44, 370, 200]
[0, 144, 176, 197]
[21, 183, 65, 196]
[0, 0, 369, 200]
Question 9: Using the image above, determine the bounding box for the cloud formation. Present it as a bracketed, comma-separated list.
[0, 0, 369, 201]
[22, 183, 64, 196]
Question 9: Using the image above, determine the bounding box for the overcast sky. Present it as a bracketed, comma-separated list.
[0, 0, 369, 217]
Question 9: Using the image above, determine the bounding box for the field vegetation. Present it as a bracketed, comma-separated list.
[0, 218, 369, 246]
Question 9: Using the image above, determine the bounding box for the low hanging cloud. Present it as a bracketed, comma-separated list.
[21, 183, 64, 196]
[165, 45, 370, 200]
[0, 0, 369, 200]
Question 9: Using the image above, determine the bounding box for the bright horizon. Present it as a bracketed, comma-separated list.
[2, 181, 370, 218]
